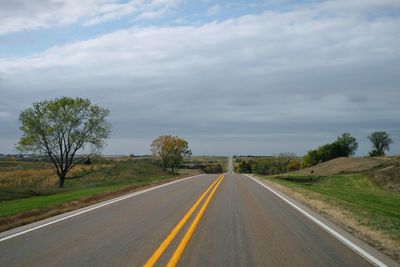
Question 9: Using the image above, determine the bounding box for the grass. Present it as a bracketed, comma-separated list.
[0, 175, 172, 217]
[262, 173, 400, 240]
[0, 158, 200, 219]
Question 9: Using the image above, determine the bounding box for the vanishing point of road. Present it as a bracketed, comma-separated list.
[0, 172, 392, 266]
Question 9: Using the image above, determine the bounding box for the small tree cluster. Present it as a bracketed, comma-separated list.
[302, 133, 358, 168]
[150, 135, 192, 174]
[236, 153, 301, 175]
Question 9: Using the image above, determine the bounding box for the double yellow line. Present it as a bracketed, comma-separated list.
[144, 175, 224, 267]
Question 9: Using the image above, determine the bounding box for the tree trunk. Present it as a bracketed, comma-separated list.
[59, 174, 66, 188]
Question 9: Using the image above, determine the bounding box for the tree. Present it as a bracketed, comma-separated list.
[302, 133, 358, 167]
[368, 131, 393, 157]
[17, 97, 111, 188]
[150, 135, 191, 174]
[335, 133, 358, 157]
[275, 153, 297, 173]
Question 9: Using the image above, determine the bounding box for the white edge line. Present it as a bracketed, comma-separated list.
[0, 174, 206, 243]
[244, 174, 386, 267]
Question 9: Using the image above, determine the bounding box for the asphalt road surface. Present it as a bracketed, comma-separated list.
[0, 174, 384, 266]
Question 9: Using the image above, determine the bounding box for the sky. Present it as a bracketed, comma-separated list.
[0, 0, 399, 156]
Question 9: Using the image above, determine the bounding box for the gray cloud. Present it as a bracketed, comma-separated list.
[1, 1, 400, 155]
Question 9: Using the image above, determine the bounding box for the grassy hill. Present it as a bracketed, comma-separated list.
[294, 156, 400, 191]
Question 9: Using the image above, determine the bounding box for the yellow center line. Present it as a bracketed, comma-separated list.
[143, 175, 223, 267]
[167, 175, 225, 267]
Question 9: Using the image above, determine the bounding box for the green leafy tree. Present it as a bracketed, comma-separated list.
[335, 133, 358, 156]
[368, 131, 393, 157]
[17, 97, 111, 188]
[302, 149, 321, 168]
[151, 135, 192, 174]
[302, 133, 358, 167]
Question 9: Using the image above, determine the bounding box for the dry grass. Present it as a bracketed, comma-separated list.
[0, 161, 112, 190]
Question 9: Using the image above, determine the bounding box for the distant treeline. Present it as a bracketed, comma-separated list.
[179, 160, 223, 174]
[236, 131, 395, 175]
[235, 153, 301, 175]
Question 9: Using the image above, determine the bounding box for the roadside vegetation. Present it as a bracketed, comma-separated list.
[0, 157, 201, 231]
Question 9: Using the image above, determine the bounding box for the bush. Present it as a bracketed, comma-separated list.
[201, 164, 223, 174]
[286, 159, 301, 172]
[238, 161, 252, 173]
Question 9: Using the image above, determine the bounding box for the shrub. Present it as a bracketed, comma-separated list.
[286, 159, 301, 172]
[201, 164, 223, 174]
[238, 161, 252, 173]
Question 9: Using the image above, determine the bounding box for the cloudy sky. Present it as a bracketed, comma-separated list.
[0, 0, 399, 156]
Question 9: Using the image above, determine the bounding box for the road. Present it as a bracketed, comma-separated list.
[0, 174, 387, 266]
[228, 156, 233, 173]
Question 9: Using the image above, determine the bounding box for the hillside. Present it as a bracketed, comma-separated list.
[295, 156, 400, 191]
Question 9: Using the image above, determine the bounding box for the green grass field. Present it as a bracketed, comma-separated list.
[0, 176, 174, 217]
[262, 173, 400, 240]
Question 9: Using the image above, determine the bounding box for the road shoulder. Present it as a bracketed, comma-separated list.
[245, 174, 399, 267]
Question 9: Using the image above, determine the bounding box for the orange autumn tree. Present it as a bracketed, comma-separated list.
[151, 135, 192, 174]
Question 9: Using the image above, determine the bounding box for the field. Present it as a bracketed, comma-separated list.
[259, 156, 400, 261]
[0, 157, 202, 231]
